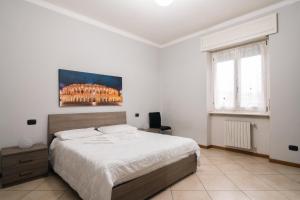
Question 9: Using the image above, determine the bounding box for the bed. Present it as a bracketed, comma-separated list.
[48, 112, 200, 200]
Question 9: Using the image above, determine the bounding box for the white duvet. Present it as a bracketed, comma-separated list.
[50, 131, 200, 200]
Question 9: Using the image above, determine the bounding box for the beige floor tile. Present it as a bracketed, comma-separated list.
[286, 174, 300, 184]
[208, 191, 250, 200]
[228, 152, 254, 158]
[150, 190, 173, 200]
[200, 156, 212, 165]
[270, 164, 300, 175]
[197, 165, 223, 175]
[222, 170, 252, 176]
[233, 158, 262, 165]
[201, 150, 228, 158]
[21, 191, 64, 200]
[5, 178, 45, 191]
[207, 157, 234, 165]
[0, 191, 30, 200]
[197, 174, 238, 190]
[226, 154, 249, 160]
[171, 174, 205, 191]
[172, 191, 211, 200]
[239, 163, 279, 175]
[244, 191, 288, 200]
[58, 191, 81, 200]
[215, 163, 245, 173]
[279, 190, 300, 200]
[199, 149, 210, 155]
[227, 173, 274, 190]
[35, 176, 69, 191]
[258, 175, 300, 190]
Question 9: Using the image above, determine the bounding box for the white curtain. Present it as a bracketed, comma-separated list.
[238, 42, 267, 111]
[212, 49, 236, 110]
[212, 42, 267, 112]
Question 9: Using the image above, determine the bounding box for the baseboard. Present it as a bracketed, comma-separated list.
[269, 158, 300, 168]
[211, 145, 269, 158]
[199, 144, 210, 149]
[199, 144, 299, 168]
[199, 144, 268, 158]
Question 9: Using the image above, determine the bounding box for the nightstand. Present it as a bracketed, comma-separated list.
[0, 143, 48, 186]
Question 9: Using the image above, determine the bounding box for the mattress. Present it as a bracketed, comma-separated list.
[50, 130, 200, 200]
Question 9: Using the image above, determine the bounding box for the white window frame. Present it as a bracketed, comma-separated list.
[209, 41, 270, 115]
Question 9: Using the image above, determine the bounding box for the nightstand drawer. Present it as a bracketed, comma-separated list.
[2, 166, 48, 185]
[2, 150, 48, 169]
[2, 161, 48, 176]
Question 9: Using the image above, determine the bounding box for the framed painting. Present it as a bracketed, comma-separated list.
[59, 69, 122, 107]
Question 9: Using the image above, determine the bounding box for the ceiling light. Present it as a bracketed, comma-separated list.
[155, 0, 174, 7]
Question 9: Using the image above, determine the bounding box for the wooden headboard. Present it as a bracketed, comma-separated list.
[48, 111, 126, 146]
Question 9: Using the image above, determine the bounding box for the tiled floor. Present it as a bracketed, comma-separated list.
[1, 148, 300, 200]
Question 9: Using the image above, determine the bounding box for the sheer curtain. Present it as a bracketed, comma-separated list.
[212, 49, 236, 110]
[238, 42, 267, 112]
[212, 41, 267, 112]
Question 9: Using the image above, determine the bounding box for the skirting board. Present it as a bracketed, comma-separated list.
[269, 158, 300, 168]
[199, 144, 300, 168]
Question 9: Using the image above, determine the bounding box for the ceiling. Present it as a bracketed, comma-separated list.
[42, 0, 283, 45]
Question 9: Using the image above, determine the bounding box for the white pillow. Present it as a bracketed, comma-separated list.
[54, 128, 100, 140]
[97, 124, 137, 134]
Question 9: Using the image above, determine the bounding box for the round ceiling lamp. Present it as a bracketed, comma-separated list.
[155, 0, 174, 7]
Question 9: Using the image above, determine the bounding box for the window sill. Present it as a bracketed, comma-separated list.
[209, 111, 270, 117]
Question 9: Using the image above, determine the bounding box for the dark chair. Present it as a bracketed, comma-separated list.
[149, 112, 171, 132]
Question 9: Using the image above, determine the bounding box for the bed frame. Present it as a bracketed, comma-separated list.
[48, 112, 197, 200]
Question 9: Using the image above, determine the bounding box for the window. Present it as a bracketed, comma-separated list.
[211, 41, 268, 113]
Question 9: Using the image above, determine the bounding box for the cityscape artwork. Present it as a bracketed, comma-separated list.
[59, 69, 122, 107]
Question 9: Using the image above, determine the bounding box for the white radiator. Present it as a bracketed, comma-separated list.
[224, 120, 251, 149]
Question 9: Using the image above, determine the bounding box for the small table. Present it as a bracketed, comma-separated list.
[1, 143, 48, 186]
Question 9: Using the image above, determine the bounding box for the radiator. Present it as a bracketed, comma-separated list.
[224, 120, 251, 149]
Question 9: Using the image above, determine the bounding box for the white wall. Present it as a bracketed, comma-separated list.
[159, 36, 270, 152]
[268, 2, 300, 163]
[159, 38, 208, 144]
[0, 0, 160, 148]
[159, 2, 300, 163]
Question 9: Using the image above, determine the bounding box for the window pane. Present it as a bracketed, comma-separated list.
[240, 55, 265, 110]
[214, 60, 235, 110]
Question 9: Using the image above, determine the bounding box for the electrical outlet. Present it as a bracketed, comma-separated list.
[288, 145, 298, 151]
[27, 119, 37, 125]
